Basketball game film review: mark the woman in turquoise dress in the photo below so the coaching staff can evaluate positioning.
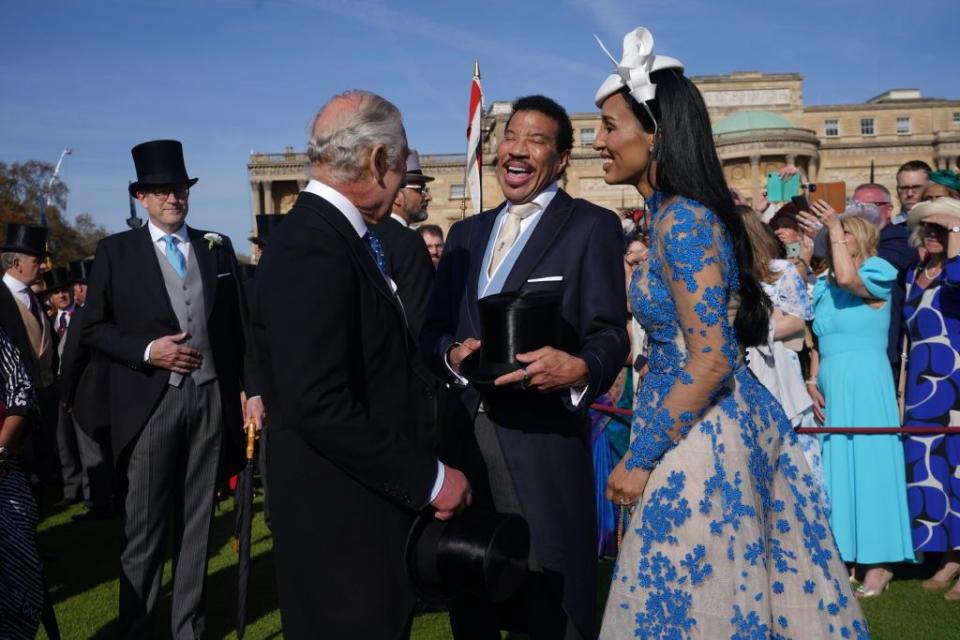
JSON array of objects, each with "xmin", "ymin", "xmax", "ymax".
[
  {"xmin": 805, "ymin": 201, "xmax": 915, "ymax": 597},
  {"xmin": 593, "ymin": 27, "xmax": 866, "ymax": 638}
]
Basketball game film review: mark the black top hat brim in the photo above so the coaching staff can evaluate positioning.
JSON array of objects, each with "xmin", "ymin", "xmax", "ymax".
[
  {"xmin": 460, "ymin": 351, "xmax": 522, "ymax": 386},
  {"xmin": 128, "ymin": 177, "xmax": 198, "ymax": 198},
  {"xmin": 405, "ymin": 512, "xmax": 455, "ymax": 603},
  {"xmin": 247, "ymin": 236, "xmax": 266, "ymax": 247},
  {"xmin": 405, "ymin": 170, "xmax": 435, "ymax": 184}
]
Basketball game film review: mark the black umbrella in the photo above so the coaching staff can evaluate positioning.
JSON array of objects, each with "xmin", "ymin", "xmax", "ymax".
[{"xmin": 234, "ymin": 419, "xmax": 258, "ymax": 639}]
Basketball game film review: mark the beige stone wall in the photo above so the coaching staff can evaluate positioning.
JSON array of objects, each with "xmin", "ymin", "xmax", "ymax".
[{"xmin": 248, "ymin": 73, "xmax": 960, "ymax": 239}]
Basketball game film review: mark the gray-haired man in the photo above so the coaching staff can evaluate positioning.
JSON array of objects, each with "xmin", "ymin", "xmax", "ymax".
[{"xmin": 251, "ymin": 90, "xmax": 471, "ymax": 639}]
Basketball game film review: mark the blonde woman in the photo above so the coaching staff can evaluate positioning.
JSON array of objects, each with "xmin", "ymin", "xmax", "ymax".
[{"xmin": 803, "ymin": 201, "xmax": 915, "ymax": 598}]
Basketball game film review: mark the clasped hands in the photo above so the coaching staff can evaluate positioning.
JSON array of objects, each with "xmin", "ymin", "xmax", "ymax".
[
  {"xmin": 148, "ymin": 332, "xmax": 202, "ymax": 374},
  {"xmin": 449, "ymin": 338, "xmax": 589, "ymax": 390}
]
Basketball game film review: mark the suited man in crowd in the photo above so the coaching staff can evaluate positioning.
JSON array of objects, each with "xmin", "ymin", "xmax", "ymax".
[
  {"xmin": 57, "ymin": 260, "xmax": 114, "ymax": 520},
  {"xmin": 251, "ymin": 89, "xmax": 471, "ymax": 640},
  {"xmin": 372, "ymin": 149, "xmax": 436, "ymax": 337},
  {"xmin": 0, "ymin": 224, "xmax": 58, "ymax": 492},
  {"xmin": 69, "ymin": 257, "xmax": 93, "ymax": 306},
  {"xmin": 418, "ymin": 224, "xmax": 445, "ymax": 269},
  {"xmin": 82, "ymin": 139, "xmax": 252, "ymax": 638},
  {"xmin": 422, "ymin": 95, "xmax": 629, "ymax": 640}
]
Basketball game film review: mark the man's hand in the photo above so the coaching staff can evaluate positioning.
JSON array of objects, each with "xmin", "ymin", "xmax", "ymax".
[
  {"xmin": 431, "ymin": 464, "xmax": 472, "ymax": 520},
  {"xmin": 245, "ymin": 395, "xmax": 266, "ymax": 432},
  {"xmin": 448, "ymin": 338, "xmax": 481, "ymax": 374},
  {"xmin": 493, "ymin": 346, "xmax": 588, "ymax": 391},
  {"xmin": 148, "ymin": 332, "xmax": 202, "ymax": 374}
]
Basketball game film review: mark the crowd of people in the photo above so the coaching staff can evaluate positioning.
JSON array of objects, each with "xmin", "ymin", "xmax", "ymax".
[{"xmin": 0, "ymin": 23, "xmax": 957, "ymax": 640}]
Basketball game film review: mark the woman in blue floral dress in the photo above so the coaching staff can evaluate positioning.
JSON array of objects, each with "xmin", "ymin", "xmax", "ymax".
[
  {"xmin": 592, "ymin": 27, "xmax": 867, "ymax": 638},
  {"xmin": 902, "ymin": 196, "xmax": 960, "ymax": 600}
]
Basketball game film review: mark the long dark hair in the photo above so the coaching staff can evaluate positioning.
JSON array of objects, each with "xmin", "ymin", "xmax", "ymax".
[{"xmin": 621, "ymin": 73, "xmax": 770, "ymax": 347}]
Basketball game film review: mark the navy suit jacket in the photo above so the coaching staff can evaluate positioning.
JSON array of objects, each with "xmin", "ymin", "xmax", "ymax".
[
  {"xmin": 878, "ymin": 222, "xmax": 917, "ymax": 367},
  {"xmin": 421, "ymin": 188, "xmax": 628, "ymax": 638}
]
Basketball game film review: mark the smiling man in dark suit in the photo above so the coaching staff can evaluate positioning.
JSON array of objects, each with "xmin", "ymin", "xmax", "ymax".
[
  {"xmin": 82, "ymin": 139, "xmax": 252, "ymax": 639},
  {"xmin": 251, "ymin": 90, "xmax": 471, "ymax": 640},
  {"xmin": 422, "ymin": 95, "xmax": 629, "ymax": 640}
]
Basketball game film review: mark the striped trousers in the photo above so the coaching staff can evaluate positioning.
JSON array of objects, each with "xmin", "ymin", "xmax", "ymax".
[
  {"xmin": 0, "ymin": 458, "xmax": 43, "ymax": 640},
  {"xmin": 118, "ymin": 377, "xmax": 222, "ymax": 640}
]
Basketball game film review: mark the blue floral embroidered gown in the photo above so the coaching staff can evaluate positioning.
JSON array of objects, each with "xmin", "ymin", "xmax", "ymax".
[{"xmin": 600, "ymin": 193, "xmax": 868, "ymax": 639}]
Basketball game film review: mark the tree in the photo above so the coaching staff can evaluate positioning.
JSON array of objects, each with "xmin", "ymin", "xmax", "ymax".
[{"xmin": 0, "ymin": 160, "xmax": 108, "ymax": 264}]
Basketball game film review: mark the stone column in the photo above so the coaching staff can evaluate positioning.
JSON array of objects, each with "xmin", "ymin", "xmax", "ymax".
[
  {"xmin": 786, "ymin": 153, "xmax": 796, "ymax": 168},
  {"xmin": 263, "ymin": 180, "xmax": 273, "ymax": 214},
  {"xmin": 808, "ymin": 156, "xmax": 819, "ymax": 182},
  {"xmin": 250, "ymin": 182, "xmax": 261, "ymax": 217},
  {"xmin": 749, "ymin": 154, "xmax": 761, "ymax": 204},
  {"xmin": 297, "ymin": 179, "xmax": 307, "ymax": 191}
]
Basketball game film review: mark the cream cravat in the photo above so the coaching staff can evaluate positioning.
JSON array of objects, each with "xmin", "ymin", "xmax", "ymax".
[{"xmin": 488, "ymin": 202, "xmax": 540, "ymax": 276}]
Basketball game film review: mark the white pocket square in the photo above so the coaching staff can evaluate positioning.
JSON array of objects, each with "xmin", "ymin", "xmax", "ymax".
[
  {"xmin": 527, "ymin": 276, "xmax": 563, "ymax": 283},
  {"xmin": 217, "ymin": 272, "xmax": 232, "ymax": 279}
]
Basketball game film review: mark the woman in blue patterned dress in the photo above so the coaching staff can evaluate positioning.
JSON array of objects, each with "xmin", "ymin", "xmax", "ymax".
[
  {"xmin": 593, "ymin": 27, "xmax": 866, "ymax": 638},
  {"xmin": 902, "ymin": 196, "xmax": 960, "ymax": 601},
  {"xmin": 0, "ymin": 325, "xmax": 41, "ymax": 639}
]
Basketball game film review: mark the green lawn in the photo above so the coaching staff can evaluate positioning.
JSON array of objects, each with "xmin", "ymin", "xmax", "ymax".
[{"xmin": 35, "ymin": 496, "xmax": 959, "ymax": 639}]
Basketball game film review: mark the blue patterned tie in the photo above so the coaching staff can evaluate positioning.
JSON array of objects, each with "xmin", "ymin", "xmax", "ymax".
[
  {"xmin": 363, "ymin": 231, "xmax": 390, "ymax": 279},
  {"xmin": 162, "ymin": 235, "xmax": 187, "ymax": 278}
]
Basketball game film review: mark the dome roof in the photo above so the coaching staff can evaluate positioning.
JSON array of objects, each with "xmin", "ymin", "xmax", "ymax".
[{"xmin": 713, "ymin": 110, "xmax": 797, "ymax": 135}]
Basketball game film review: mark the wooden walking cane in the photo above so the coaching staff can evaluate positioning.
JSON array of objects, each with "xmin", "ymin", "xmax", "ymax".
[{"xmin": 897, "ymin": 334, "xmax": 908, "ymax": 424}]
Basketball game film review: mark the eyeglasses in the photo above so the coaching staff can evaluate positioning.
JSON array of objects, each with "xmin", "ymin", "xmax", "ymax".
[
  {"xmin": 405, "ymin": 185, "xmax": 430, "ymax": 195},
  {"xmin": 896, "ymin": 184, "xmax": 926, "ymax": 193},
  {"xmin": 859, "ymin": 200, "xmax": 891, "ymax": 207},
  {"xmin": 147, "ymin": 186, "xmax": 190, "ymax": 199}
]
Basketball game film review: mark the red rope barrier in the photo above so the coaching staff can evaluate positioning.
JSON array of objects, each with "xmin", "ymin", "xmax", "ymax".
[{"xmin": 589, "ymin": 403, "xmax": 958, "ymax": 434}]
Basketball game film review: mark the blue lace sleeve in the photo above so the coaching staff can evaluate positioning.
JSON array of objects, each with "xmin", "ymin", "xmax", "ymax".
[
  {"xmin": 774, "ymin": 261, "xmax": 813, "ymax": 320},
  {"xmin": 628, "ymin": 200, "xmax": 738, "ymax": 470}
]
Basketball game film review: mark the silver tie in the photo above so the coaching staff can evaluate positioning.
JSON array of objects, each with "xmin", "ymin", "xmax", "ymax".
[{"xmin": 488, "ymin": 201, "xmax": 540, "ymax": 276}]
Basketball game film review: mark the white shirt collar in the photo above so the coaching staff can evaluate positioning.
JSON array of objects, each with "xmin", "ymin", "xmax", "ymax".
[
  {"xmin": 3, "ymin": 271, "xmax": 32, "ymax": 294},
  {"xmin": 389, "ymin": 212, "xmax": 409, "ymax": 227},
  {"xmin": 504, "ymin": 181, "xmax": 559, "ymax": 213},
  {"xmin": 304, "ymin": 179, "xmax": 367, "ymax": 238},
  {"xmin": 148, "ymin": 220, "xmax": 189, "ymax": 245}
]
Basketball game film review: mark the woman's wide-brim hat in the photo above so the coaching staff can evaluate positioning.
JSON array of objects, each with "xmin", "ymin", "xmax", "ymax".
[
  {"xmin": 405, "ymin": 509, "xmax": 530, "ymax": 603},
  {"xmin": 906, "ymin": 197, "xmax": 960, "ymax": 229},
  {"xmin": 67, "ymin": 257, "xmax": 94, "ymax": 284},
  {"xmin": 248, "ymin": 214, "xmax": 285, "ymax": 246},
  {"xmin": 1, "ymin": 223, "xmax": 49, "ymax": 256},
  {"xmin": 461, "ymin": 290, "xmax": 562, "ymax": 386},
  {"xmin": 128, "ymin": 139, "xmax": 198, "ymax": 197},
  {"xmin": 43, "ymin": 266, "xmax": 71, "ymax": 292}
]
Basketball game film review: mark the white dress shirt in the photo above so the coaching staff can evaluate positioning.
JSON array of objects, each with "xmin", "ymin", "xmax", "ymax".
[
  {"xmin": 2, "ymin": 272, "xmax": 35, "ymax": 309},
  {"xmin": 303, "ymin": 179, "xmax": 444, "ymax": 502}
]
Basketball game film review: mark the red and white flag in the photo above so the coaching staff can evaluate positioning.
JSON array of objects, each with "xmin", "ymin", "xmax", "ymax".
[{"xmin": 465, "ymin": 60, "xmax": 484, "ymax": 216}]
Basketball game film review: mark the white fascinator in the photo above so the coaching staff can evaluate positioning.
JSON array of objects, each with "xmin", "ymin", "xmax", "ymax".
[{"xmin": 593, "ymin": 27, "xmax": 684, "ymax": 133}]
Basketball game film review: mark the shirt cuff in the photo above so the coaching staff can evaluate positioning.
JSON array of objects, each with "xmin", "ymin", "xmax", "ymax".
[
  {"xmin": 569, "ymin": 384, "xmax": 588, "ymax": 408},
  {"xmin": 444, "ymin": 346, "xmax": 468, "ymax": 387},
  {"xmin": 428, "ymin": 460, "xmax": 445, "ymax": 503},
  {"xmin": 143, "ymin": 340, "xmax": 154, "ymax": 363}
]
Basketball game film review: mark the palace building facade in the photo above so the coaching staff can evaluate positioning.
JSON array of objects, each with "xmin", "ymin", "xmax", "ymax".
[{"xmin": 247, "ymin": 71, "xmax": 960, "ymax": 247}]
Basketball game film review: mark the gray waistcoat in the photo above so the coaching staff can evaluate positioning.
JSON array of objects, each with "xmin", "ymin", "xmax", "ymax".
[{"xmin": 156, "ymin": 247, "xmax": 217, "ymax": 387}]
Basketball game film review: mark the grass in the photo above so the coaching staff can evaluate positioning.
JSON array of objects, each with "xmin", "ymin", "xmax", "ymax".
[{"xmin": 35, "ymin": 495, "xmax": 959, "ymax": 639}]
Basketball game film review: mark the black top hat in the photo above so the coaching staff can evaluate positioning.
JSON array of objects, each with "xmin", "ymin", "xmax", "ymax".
[
  {"xmin": 1, "ymin": 223, "xmax": 49, "ymax": 257},
  {"xmin": 461, "ymin": 290, "xmax": 562, "ymax": 385},
  {"xmin": 128, "ymin": 139, "xmax": 198, "ymax": 197},
  {"xmin": 248, "ymin": 214, "xmax": 285, "ymax": 247},
  {"xmin": 44, "ymin": 266, "xmax": 72, "ymax": 292},
  {"xmin": 405, "ymin": 509, "xmax": 530, "ymax": 604},
  {"xmin": 67, "ymin": 258, "xmax": 94, "ymax": 284}
]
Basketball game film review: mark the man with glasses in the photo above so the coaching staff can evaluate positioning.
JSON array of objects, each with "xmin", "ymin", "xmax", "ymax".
[
  {"xmin": 852, "ymin": 182, "xmax": 918, "ymax": 384},
  {"xmin": 893, "ymin": 160, "xmax": 932, "ymax": 225},
  {"xmin": 372, "ymin": 149, "xmax": 436, "ymax": 338},
  {"xmin": 82, "ymin": 139, "xmax": 254, "ymax": 638}
]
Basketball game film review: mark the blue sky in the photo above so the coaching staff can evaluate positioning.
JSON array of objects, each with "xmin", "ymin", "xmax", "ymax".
[{"xmin": 2, "ymin": 0, "xmax": 957, "ymax": 247}]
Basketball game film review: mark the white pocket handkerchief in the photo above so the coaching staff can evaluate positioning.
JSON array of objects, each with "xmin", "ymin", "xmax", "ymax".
[
  {"xmin": 527, "ymin": 275, "xmax": 563, "ymax": 283},
  {"xmin": 217, "ymin": 272, "xmax": 232, "ymax": 279}
]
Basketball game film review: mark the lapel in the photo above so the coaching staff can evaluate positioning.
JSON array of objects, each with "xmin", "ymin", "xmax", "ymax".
[
  {"xmin": 466, "ymin": 208, "xmax": 500, "ymax": 333},
  {"xmin": 136, "ymin": 225, "xmax": 179, "ymax": 324},
  {"xmin": 188, "ymin": 227, "xmax": 218, "ymax": 316},
  {"xmin": 501, "ymin": 189, "xmax": 575, "ymax": 292},
  {"xmin": 300, "ymin": 192, "xmax": 405, "ymax": 321}
]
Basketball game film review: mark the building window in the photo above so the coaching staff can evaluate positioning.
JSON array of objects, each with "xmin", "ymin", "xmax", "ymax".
[
  {"xmin": 449, "ymin": 184, "xmax": 465, "ymax": 199},
  {"xmin": 860, "ymin": 118, "xmax": 875, "ymax": 136},
  {"xmin": 953, "ymin": 112, "xmax": 960, "ymax": 124},
  {"xmin": 896, "ymin": 116, "xmax": 911, "ymax": 135},
  {"xmin": 580, "ymin": 128, "xmax": 596, "ymax": 147},
  {"xmin": 824, "ymin": 119, "xmax": 839, "ymax": 137}
]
